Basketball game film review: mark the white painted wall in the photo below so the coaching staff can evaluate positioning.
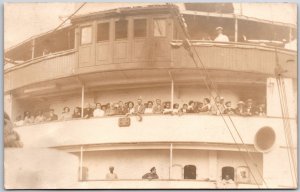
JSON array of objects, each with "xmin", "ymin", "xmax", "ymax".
[
  {"xmin": 75, "ymin": 148, "xmax": 263, "ymax": 185},
  {"xmin": 172, "ymin": 149, "xmax": 209, "ymax": 180},
  {"xmin": 217, "ymin": 151, "xmax": 263, "ymax": 184},
  {"xmin": 80, "ymin": 149, "xmax": 170, "ymax": 180}
]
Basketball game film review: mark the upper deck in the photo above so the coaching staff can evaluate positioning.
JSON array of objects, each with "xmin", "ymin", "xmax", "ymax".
[{"xmin": 4, "ymin": 5, "xmax": 297, "ymax": 93}]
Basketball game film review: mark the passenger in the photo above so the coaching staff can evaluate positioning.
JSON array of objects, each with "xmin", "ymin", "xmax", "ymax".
[
  {"xmin": 223, "ymin": 101, "xmax": 235, "ymax": 115},
  {"xmin": 142, "ymin": 167, "xmax": 159, "ymax": 180},
  {"xmin": 172, "ymin": 103, "xmax": 180, "ymax": 115},
  {"xmin": 200, "ymin": 98, "xmax": 211, "ymax": 112},
  {"xmin": 72, "ymin": 107, "xmax": 81, "ymax": 118},
  {"xmin": 180, "ymin": 103, "xmax": 188, "ymax": 114},
  {"xmin": 126, "ymin": 101, "xmax": 135, "ymax": 115},
  {"xmin": 255, "ymin": 104, "xmax": 266, "ymax": 116},
  {"xmin": 235, "ymin": 101, "xmax": 245, "ymax": 116},
  {"xmin": 194, "ymin": 102, "xmax": 203, "ymax": 113},
  {"xmin": 83, "ymin": 103, "xmax": 94, "ymax": 119},
  {"xmin": 134, "ymin": 99, "xmax": 145, "ymax": 114},
  {"xmin": 219, "ymin": 97, "xmax": 226, "ymax": 114},
  {"xmin": 105, "ymin": 166, "xmax": 118, "ymax": 180},
  {"xmin": 60, "ymin": 107, "xmax": 72, "ymax": 120},
  {"xmin": 144, "ymin": 101, "xmax": 154, "ymax": 114},
  {"xmin": 34, "ymin": 110, "xmax": 45, "ymax": 123},
  {"xmin": 244, "ymin": 99, "xmax": 255, "ymax": 116},
  {"xmin": 211, "ymin": 96, "xmax": 221, "ymax": 115},
  {"xmin": 14, "ymin": 115, "xmax": 24, "ymax": 126},
  {"xmin": 153, "ymin": 99, "xmax": 163, "ymax": 114},
  {"xmin": 103, "ymin": 103, "xmax": 111, "ymax": 115},
  {"xmin": 163, "ymin": 102, "xmax": 172, "ymax": 114},
  {"xmin": 214, "ymin": 27, "xmax": 229, "ymax": 42},
  {"xmin": 28, "ymin": 114, "xmax": 35, "ymax": 124},
  {"xmin": 110, "ymin": 103, "xmax": 121, "ymax": 116},
  {"xmin": 222, "ymin": 174, "xmax": 234, "ymax": 184},
  {"xmin": 23, "ymin": 111, "xmax": 31, "ymax": 124},
  {"xmin": 47, "ymin": 109, "xmax": 58, "ymax": 121},
  {"xmin": 187, "ymin": 101, "xmax": 195, "ymax": 113},
  {"xmin": 93, "ymin": 103, "xmax": 105, "ymax": 117},
  {"xmin": 117, "ymin": 101, "xmax": 127, "ymax": 115}
]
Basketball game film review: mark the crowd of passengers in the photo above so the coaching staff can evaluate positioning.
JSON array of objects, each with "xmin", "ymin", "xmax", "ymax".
[{"xmin": 14, "ymin": 97, "xmax": 266, "ymax": 126}]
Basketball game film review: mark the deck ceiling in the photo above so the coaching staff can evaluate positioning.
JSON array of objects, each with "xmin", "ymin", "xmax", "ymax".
[{"xmin": 12, "ymin": 68, "xmax": 267, "ymax": 101}]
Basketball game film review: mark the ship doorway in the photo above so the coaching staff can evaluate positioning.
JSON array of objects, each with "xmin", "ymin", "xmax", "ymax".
[
  {"xmin": 184, "ymin": 165, "xmax": 196, "ymax": 179},
  {"xmin": 222, "ymin": 166, "xmax": 234, "ymax": 181}
]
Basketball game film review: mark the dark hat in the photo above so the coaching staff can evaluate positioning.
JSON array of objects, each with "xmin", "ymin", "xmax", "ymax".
[
  {"xmin": 225, "ymin": 101, "xmax": 231, "ymax": 104},
  {"xmin": 150, "ymin": 167, "xmax": 156, "ymax": 172},
  {"xmin": 216, "ymin": 26, "xmax": 223, "ymax": 31}
]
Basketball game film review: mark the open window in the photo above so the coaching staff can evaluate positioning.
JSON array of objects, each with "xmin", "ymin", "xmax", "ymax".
[
  {"xmin": 222, "ymin": 166, "xmax": 234, "ymax": 181},
  {"xmin": 97, "ymin": 22, "xmax": 110, "ymax": 42},
  {"xmin": 81, "ymin": 26, "xmax": 92, "ymax": 45},
  {"xmin": 184, "ymin": 165, "xmax": 196, "ymax": 179},
  {"xmin": 134, "ymin": 19, "xmax": 147, "ymax": 38},
  {"xmin": 115, "ymin": 20, "xmax": 128, "ymax": 40},
  {"xmin": 153, "ymin": 19, "xmax": 167, "ymax": 37}
]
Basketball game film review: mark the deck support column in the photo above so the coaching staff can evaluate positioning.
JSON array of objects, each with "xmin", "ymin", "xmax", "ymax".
[
  {"xmin": 169, "ymin": 143, "xmax": 173, "ymax": 179},
  {"xmin": 79, "ymin": 146, "xmax": 83, "ymax": 181},
  {"xmin": 31, "ymin": 39, "xmax": 35, "ymax": 59},
  {"xmin": 234, "ymin": 16, "xmax": 238, "ymax": 42},
  {"xmin": 289, "ymin": 27, "xmax": 292, "ymax": 42},
  {"xmin": 81, "ymin": 84, "xmax": 85, "ymax": 118},
  {"xmin": 169, "ymin": 71, "xmax": 174, "ymax": 109}
]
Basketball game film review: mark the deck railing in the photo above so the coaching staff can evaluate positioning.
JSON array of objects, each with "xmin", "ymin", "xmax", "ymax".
[
  {"xmin": 4, "ymin": 41, "xmax": 296, "ymax": 92},
  {"xmin": 14, "ymin": 114, "xmax": 296, "ymax": 149}
]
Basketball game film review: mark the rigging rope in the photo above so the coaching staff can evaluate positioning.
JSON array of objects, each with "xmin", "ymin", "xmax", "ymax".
[
  {"xmin": 167, "ymin": 3, "xmax": 269, "ymax": 188},
  {"xmin": 274, "ymin": 50, "xmax": 297, "ymax": 186}
]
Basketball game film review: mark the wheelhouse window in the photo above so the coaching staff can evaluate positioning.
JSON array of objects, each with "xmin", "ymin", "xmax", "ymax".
[
  {"xmin": 153, "ymin": 19, "xmax": 166, "ymax": 37},
  {"xmin": 134, "ymin": 19, "xmax": 147, "ymax": 38},
  {"xmin": 115, "ymin": 20, "xmax": 128, "ymax": 40},
  {"xmin": 81, "ymin": 26, "xmax": 92, "ymax": 45},
  {"xmin": 97, "ymin": 22, "xmax": 110, "ymax": 42}
]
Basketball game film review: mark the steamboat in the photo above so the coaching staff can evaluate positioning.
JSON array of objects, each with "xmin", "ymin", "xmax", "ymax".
[{"xmin": 4, "ymin": 3, "xmax": 297, "ymax": 189}]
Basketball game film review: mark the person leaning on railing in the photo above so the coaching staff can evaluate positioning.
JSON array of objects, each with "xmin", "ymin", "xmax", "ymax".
[
  {"xmin": 59, "ymin": 107, "xmax": 72, "ymax": 120},
  {"xmin": 47, "ymin": 109, "xmax": 58, "ymax": 121},
  {"xmin": 142, "ymin": 167, "xmax": 159, "ymax": 180}
]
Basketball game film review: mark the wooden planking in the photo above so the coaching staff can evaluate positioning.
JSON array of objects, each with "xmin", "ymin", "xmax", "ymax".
[
  {"xmin": 113, "ymin": 41, "xmax": 130, "ymax": 63},
  {"xmin": 133, "ymin": 39, "xmax": 149, "ymax": 61},
  {"xmin": 6, "ymin": 53, "xmax": 76, "ymax": 92},
  {"xmin": 96, "ymin": 42, "xmax": 110, "ymax": 65},
  {"xmin": 79, "ymin": 46, "xmax": 93, "ymax": 67},
  {"xmin": 173, "ymin": 45, "xmax": 296, "ymax": 76}
]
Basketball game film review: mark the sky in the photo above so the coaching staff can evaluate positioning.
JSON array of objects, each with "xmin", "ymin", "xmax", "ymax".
[{"xmin": 4, "ymin": 3, "xmax": 297, "ymax": 49}]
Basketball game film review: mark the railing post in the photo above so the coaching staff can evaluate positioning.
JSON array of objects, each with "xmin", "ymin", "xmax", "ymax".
[
  {"xmin": 79, "ymin": 146, "xmax": 83, "ymax": 181},
  {"xmin": 81, "ymin": 84, "xmax": 85, "ymax": 118},
  {"xmin": 169, "ymin": 143, "xmax": 173, "ymax": 179}
]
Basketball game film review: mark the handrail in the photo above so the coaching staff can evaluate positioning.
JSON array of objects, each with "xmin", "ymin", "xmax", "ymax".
[
  {"xmin": 4, "ymin": 49, "xmax": 77, "ymax": 73},
  {"xmin": 14, "ymin": 113, "xmax": 297, "ymax": 128},
  {"xmin": 171, "ymin": 40, "xmax": 297, "ymax": 55}
]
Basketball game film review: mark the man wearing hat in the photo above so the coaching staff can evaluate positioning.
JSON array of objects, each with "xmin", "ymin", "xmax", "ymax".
[
  {"xmin": 235, "ymin": 101, "xmax": 245, "ymax": 116},
  {"xmin": 224, "ymin": 101, "xmax": 235, "ymax": 115},
  {"xmin": 142, "ymin": 167, "xmax": 159, "ymax": 180},
  {"xmin": 214, "ymin": 26, "xmax": 229, "ymax": 42},
  {"xmin": 105, "ymin": 166, "xmax": 118, "ymax": 180},
  {"xmin": 244, "ymin": 99, "xmax": 255, "ymax": 116}
]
